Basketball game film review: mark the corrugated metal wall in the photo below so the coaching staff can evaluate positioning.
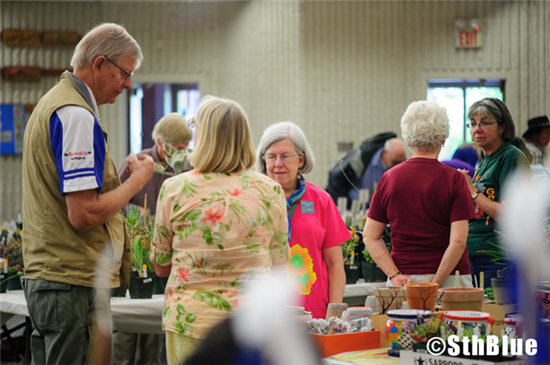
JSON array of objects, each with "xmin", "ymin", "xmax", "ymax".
[{"xmin": 1, "ymin": 0, "xmax": 549, "ymax": 222}]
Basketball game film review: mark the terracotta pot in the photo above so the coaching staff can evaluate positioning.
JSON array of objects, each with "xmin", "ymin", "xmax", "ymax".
[
  {"xmin": 438, "ymin": 287, "xmax": 484, "ymax": 311},
  {"xmin": 325, "ymin": 302, "xmax": 348, "ymax": 320},
  {"xmin": 405, "ymin": 282, "xmax": 439, "ymax": 311},
  {"xmin": 373, "ymin": 286, "xmax": 406, "ymax": 314}
]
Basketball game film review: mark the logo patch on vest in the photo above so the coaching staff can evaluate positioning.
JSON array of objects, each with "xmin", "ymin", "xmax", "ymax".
[{"xmin": 64, "ymin": 150, "xmax": 92, "ymax": 161}]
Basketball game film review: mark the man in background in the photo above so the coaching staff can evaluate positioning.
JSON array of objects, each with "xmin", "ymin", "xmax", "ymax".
[
  {"xmin": 522, "ymin": 115, "xmax": 550, "ymax": 165},
  {"xmin": 22, "ymin": 23, "xmax": 154, "ymax": 364},
  {"xmin": 113, "ymin": 112, "xmax": 192, "ymax": 365},
  {"xmin": 326, "ymin": 132, "xmax": 406, "ymax": 205}
]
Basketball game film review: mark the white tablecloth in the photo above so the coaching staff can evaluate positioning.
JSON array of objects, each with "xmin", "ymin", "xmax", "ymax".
[
  {"xmin": 343, "ymin": 280, "xmax": 386, "ymax": 298},
  {"xmin": 0, "ymin": 290, "xmax": 164, "ymax": 334},
  {"xmin": 0, "ymin": 280, "xmax": 384, "ymax": 334}
]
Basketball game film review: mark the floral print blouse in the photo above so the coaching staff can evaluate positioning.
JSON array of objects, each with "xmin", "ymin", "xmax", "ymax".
[{"xmin": 151, "ymin": 169, "xmax": 289, "ymax": 339}]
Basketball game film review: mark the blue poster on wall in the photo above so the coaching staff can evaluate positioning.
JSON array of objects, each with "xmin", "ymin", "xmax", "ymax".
[{"xmin": 0, "ymin": 104, "xmax": 26, "ymax": 154}]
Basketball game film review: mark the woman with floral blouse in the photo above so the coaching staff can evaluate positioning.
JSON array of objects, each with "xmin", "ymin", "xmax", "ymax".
[{"xmin": 151, "ymin": 95, "xmax": 289, "ymax": 365}]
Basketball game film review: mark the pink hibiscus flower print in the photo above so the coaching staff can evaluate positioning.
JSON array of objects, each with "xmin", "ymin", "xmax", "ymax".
[
  {"xmin": 226, "ymin": 187, "xmax": 242, "ymax": 196},
  {"xmin": 201, "ymin": 206, "xmax": 225, "ymax": 226},
  {"xmin": 176, "ymin": 266, "xmax": 191, "ymax": 283}
]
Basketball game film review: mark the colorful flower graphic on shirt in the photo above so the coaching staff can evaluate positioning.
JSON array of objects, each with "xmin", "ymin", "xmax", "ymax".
[{"xmin": 285, "ymin": 244, "xmax": 316, "ymax": 295}]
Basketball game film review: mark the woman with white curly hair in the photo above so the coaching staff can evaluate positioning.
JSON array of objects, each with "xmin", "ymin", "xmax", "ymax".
[{"xmin": 363, "ymin": 100, "xmax": 476, "ymax": 288}]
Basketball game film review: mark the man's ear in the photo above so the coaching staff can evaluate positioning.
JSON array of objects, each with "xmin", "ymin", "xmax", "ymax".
[{"xmin": 93, "ymin": 56, "xmax": 105, "ymax": 72}]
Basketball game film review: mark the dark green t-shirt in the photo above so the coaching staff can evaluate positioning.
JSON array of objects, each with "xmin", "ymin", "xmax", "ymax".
[{"xmin": 467, "ymin": 143, "xmax": 529, "ymax": 257}]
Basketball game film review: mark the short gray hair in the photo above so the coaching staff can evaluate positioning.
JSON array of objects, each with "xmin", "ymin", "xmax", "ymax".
[
  {"xmin": 401, "ymin": 100, "xmax": 449, "ymax": 152},
  {"xmin": 152, "ymin": 113, "xmax": 192, "ymax": 145},
  {"xmin": 256, "ymin": 121, "xmax": 315, "ymax": 175},
  {"xmin": 70, "ymin": 23, "xmax": 143, "ymax": 70}
]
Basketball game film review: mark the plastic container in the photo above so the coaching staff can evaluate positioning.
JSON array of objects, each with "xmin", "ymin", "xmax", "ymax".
[{"xmin": 311, "ymin": 330, "xmax": 380, "ymax": 358}]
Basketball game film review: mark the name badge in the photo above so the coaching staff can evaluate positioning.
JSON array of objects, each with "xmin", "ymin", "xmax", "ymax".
[{"xmin": 301, "ymin": 200, "xmax": 315, "ymax": 214}]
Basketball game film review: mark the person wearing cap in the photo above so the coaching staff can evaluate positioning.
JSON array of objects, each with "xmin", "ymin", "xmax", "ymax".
[{"xmin": 522, "ymin": 115, "xmax": 550, "ymax": 165}]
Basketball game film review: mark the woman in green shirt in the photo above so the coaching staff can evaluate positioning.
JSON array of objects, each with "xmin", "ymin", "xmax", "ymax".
[{"xmin": 460, "ymin": 98, "xmax": 530, "ymax": 289}]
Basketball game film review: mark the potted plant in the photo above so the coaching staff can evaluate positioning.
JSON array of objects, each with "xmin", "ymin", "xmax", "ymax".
[
  {"xmin": 409, "ymin": 317, "xmax": 442, "ymax": 351},
  {"xmin": 361, "ymin": 246, "xmax": 387, "ymax": 283},
  {"xmin": 124, "ymin": 205, "xmax": 155, "ymax": 299},
  {"xmin": 477, "ymin": 235, "xmax": 512, "ymax": 303},
  {"xmin": 342, "ymin": 227, "xmax": 360, "ymax": 284},
  {"xmin": 0, "ymin": 219, "xmax": 24, "ymax": 292}
]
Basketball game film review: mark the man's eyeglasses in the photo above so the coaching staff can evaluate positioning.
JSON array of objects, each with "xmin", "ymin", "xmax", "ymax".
[
  {"xmin": 263, "ymin": 153, "xmax": 301, "ymax": 165},
  {"xmin": 104, "ymin": 55, "xmax": 134, "ymax": 80},
  {"xmin": 466, "ymin": 121, "xmax": 497, "ymax": 129}
]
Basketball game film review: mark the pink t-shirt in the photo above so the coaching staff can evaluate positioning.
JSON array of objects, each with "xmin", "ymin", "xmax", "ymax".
[
  {"xmin": 286, "ymin": 182, "xmax": 351, "ymax": 319},
  {"xmin": 367, "ymin": 158, "xmax": 475, "ymax": 275}
]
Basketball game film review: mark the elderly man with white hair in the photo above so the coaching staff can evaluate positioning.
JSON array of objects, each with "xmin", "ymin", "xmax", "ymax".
[{"xmin": 22, "ymin": 23, "xmax": 154, "ymax": 364}]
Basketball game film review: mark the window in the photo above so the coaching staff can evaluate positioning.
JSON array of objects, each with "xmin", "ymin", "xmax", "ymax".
[
  {"xmin": 427, "ymin": 79, "xmax": 504, "ymax": 160},
  {"xmin": 128, "ymin": 83, "xmax": 200, "ymax": 154}
]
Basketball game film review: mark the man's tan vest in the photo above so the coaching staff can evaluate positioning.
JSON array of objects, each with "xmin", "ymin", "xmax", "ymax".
[{"xmin": 22, "ymin": 72, "xmax": 131, "ymax": 288}]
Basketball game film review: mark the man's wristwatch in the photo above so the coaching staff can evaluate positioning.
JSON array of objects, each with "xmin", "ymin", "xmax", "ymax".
[{"xmin": 471, "ymin": 190, "xmax": 480, "ymax": 200}]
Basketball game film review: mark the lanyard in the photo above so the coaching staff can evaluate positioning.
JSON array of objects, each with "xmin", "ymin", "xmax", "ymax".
[{"xmin": 286, "ymin": 174, "xmax": 306, "ymax": 242}]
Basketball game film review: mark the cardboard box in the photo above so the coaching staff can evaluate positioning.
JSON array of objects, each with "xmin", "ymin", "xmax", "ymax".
[
  {"xmin": 371, "ymin": 314, "xmax": 389, "ymax": 347},
  {"xmin": 311, "ymin": 330, "xmax": 380, "ymax": 358},
  {"xmin": 400, "ymin": 350, "xmax": 527, "ymax": 365}
]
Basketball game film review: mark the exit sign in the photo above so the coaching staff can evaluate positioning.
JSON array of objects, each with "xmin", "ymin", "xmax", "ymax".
[{"xmin": 457, "ymin": 30, "xmax": 482, "ymax": 48}]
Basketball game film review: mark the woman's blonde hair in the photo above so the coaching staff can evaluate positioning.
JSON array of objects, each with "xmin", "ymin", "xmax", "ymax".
[
  {"xmin": 189, "ymin": 95, "xmax": 255, "ymax": 173},
  {"xmin": 152, "ymin": 113, "xmax": 192, "ymax": 145}
]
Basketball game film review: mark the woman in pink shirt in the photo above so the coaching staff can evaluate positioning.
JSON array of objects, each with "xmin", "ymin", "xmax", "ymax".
[{"xmin": 256, "ymin": 121, "xmax": 351, "ymax": 319}]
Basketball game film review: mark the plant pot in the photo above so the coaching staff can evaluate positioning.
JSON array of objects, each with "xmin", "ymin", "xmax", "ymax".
[
  {"xmin": 441, "ymin": 310, "xmax": 494, "ymax": 340},
  {"xmin": 373, "ymin": 286, "xmax": 406, "ymax": 314},
  {"xmin": 405, "ymin": 282, "xmax": 439, "ymax": 311},
  {"xmin": 129, "ymin": 271, "xmax": 154, "ymax": 299},
  {"xmin": 385, "ymin": 309, "xmax": 433, "ymax": 350},
  {"xmin": 536, "ymin": 281, "xmax": 550, "ymax": 319},
  {"xmin": 373, "ymin": 266, "xmax": 387, "ymax": 282},
  {"xmin": 344, "ymin": 264, "xmax": 360, "ymax": 284},
  {"xmin": 325, "ymin": 302, "xmax": 348, "ymax": 320},
  {"xmin": 111, "ymin": 287, "xmax": 127, "ymax": 297},
  {"xmin": 6, "ymin": 271, "xmax": 22, "ymax": 291},
  {"xmin": 491, "ymin": 277, "xmax": 511, "ymax": 305},
  {"xmin": 153, "ymin": 273, "xmax": 168, "ymax": 295},
  {"xmin": 361, "ymin": 261, "xmax": 386, "ymax": 282},
  {"xmin": 0, "ymin": 273, "xmax": 8, "ymax": 293},
  {"xmin": 438, "ymin": 287, "xmax": 484, "ymax": 311}
]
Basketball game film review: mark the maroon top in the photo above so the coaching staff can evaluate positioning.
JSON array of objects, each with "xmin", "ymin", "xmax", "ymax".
[
  {"xmin": 367, "ymin": 157, "xmax": 475, "ymax": 275},
  {"xmin": 118, "ymin": 146, "xmax": 173, "ymax": 215}
]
